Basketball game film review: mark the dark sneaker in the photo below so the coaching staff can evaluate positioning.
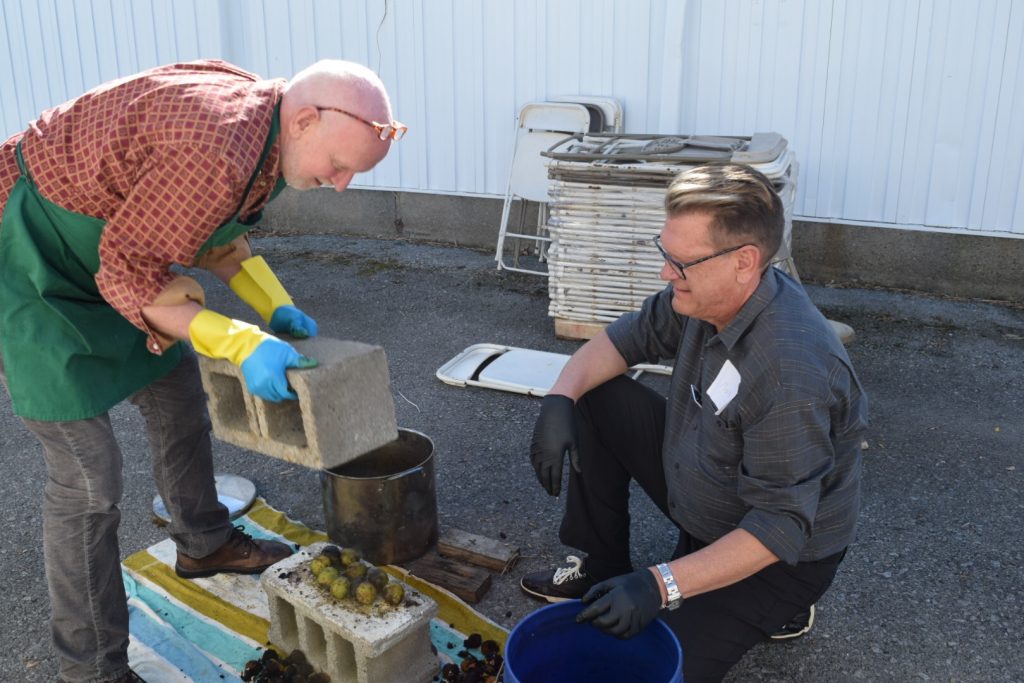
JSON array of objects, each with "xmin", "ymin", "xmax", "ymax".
[
  {"xmin": 520, "ymin": 555, "xmax": 595, "ymax": 603},
  {"xmin": 175, "ymin": 526, "xmax": 293, "ymax": 579},
  {"xmin": 770, "ymin": 603, "xmax": 816, "ymax": 641}
]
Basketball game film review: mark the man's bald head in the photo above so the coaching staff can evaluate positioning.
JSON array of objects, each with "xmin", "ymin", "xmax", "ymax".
[
  {"xmin": 277, "ymin": 60, "xmax": 396, "ymax": 192},
  {"xmin": 282, "ymin": 60, "xmax": 392, "ymax": 124}
]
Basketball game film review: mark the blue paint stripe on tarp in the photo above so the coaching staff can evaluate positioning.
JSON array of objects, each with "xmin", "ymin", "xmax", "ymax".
[
  {"xmin": 127, "ymin": 602, "xmax": 244, "ymax": 683},
  {"xmin": 431, "ymin": 618, "xmax": 493, "ymax": 667},
  {"xmin": 124, "ymin": 571, "xmax": 258, "ymax": 676}
]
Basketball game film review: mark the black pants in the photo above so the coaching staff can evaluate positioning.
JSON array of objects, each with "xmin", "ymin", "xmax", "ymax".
[{"xmin": 559, "ymin": 376, "xmax": 846, "ymax": 683}]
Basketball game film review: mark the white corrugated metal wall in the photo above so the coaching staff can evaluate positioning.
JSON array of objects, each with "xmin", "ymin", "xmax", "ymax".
[{"xmin": 2, "ymin": 0, "xmax": 1022, "ymax": 234}]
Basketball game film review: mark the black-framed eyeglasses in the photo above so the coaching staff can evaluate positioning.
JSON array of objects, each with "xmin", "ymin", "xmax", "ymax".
[
  {"xmin": 315, "ymin": 106, "xmax": 408, "ymax": 141},
  {"xmin": 652, "ymin": 235, "xmax": 751, "ymax": 280}
]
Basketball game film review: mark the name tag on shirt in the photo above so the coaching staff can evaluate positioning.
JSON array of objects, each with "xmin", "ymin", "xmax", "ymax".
[{"xmin": 707, "ymin": 360, "xmax": 741, "ymax": 415}]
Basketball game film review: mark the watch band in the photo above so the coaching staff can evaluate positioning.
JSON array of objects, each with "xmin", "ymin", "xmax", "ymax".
[{"xmin": 656, "ymin": 563, "xmax": 683, "ymax": 610}]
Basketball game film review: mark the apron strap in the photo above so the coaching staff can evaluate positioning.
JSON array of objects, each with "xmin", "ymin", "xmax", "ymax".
[
  {"xmin": 14, "ymin": 141, "xmax": 31, "ymax": 180},
  {"xmin": 238, "ymin": 101, "xmax": 282, "ymax": 208}
]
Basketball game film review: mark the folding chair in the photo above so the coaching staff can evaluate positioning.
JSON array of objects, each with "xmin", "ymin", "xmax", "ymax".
[
  {"xmin": 495, "ymin": 102, "xmax": 592, "ymax": 275},
  {"xmin": 552, "ymin": 95, "xmax": 624, "ymax": 133}
]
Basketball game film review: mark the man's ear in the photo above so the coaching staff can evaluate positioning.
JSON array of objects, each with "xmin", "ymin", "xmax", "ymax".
[
  {"xmin": 735, "ymin": 244, "xmax": 762, "ymax": 284},
  {"xmin": 289, "ymin": 106, "xmax": 320, "ymax": 137}
]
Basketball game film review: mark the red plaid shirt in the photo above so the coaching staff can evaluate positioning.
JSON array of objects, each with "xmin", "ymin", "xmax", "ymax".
[{"xmin": 0, "ymin": 60, "xmax": 285, "ymax": 351}]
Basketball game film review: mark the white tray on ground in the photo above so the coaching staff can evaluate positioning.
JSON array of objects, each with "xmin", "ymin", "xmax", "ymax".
[{"xmin": 152, "ymin": 473, "xmax": 256, "ymax": 524}]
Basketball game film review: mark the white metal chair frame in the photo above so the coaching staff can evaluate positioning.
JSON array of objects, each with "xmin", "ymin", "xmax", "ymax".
[{"xmin": 495, "ymin": 102, "xmax": 594, "ymax": 275}]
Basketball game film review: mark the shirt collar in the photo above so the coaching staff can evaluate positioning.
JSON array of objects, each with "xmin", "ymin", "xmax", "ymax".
[{"xmin": 706, "ymin": 268, "xmax": 780, "ymax": 351}]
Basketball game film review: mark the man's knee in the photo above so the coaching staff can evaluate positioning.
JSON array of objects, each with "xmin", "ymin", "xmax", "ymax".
[
  {"xmin": 42, "ymin": 457, "xmax": 123, "ymax": 513},
  {"xmin": 44, "ymin": 476, "xmax": 123, "ymax": 514},
  {"xmin": 576, "ymin": 375, "xmax": 636, "ymax": 414},
  {"xmin": 24, "ymin": 417, "xmax": 124, "ymax": 511}
]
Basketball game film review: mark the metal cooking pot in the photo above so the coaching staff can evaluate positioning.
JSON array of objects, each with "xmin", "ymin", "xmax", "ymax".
[{"xmin": 319, "ymin": 428, "xmax": 438, "ymax": 565}]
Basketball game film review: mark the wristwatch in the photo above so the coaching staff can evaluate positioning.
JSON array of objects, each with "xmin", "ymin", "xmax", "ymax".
[{"xmin": 656, "ymin": 563, "xmax": 683, "ymax": 610}]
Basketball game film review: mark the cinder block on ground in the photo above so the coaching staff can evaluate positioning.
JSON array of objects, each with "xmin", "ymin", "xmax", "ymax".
[
  {"xmin": 198, "ymin": 336, "xmax": 399, "ymax": 469},
  {"xmin": 262, "ymin": 543, "xmax": 438, "ymax": 683}
]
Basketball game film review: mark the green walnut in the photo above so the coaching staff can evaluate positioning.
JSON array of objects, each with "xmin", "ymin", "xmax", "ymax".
[
  {"xmin": 330, "ymin": 576, "xmax": 351, "ymax": 600},
  {"xmin": 309, "ymin": 556, "xmax": 330, "ymax": 576},
  {"xmin": 366, "ymin": 567, "xmax": 389, "ymax": 591},
  {"xmin": 339, "ymin": 548, "xmax": 361, "ymax": 566},
  {"xmin": 383, "ymin": 582, "xmax": 405, "ymax": 606},
  {"xmin": 354, "ymin": 580, "xmax": 378, "ymax": 605},
  {"xmin": 316, "ymin": 566, "xmax": 340, "ymax": 587},
  {"xmin": 344, "ymin": 561, "xmax": 368, "ymax": 581}
]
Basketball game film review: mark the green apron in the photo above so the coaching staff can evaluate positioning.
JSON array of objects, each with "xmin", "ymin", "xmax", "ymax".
[{"xmin": 0, "ymin": 106, "xmax": 286, "ymax": 421}]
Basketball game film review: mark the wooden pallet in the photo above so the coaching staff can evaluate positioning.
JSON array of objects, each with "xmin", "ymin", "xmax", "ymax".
[{"xmin": 554, "ymin": 318, "xmax": 608, "ymax": 341}]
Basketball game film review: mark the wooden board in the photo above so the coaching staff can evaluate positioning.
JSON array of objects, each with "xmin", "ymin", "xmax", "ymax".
[
  {"xmin": 554, "ymin": 318, "xmax": 608, "ymax": 341},
  {"xmin": 406, "ymin": 552, "xmax": 492, "ymax": 604},
  {"xmin": 437, "ymin": 527, "xmax": 520, "ymax": 574}
]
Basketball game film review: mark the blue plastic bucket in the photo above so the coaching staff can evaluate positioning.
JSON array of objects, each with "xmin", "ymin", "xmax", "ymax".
[{"xmin": 504, "ymin": 600, "xmax": 683, "ymax": 682}]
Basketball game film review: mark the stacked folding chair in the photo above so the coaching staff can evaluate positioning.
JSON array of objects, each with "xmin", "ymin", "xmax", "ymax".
[
  {"xmin": 495, "ymin": 98, "xmax": 623, "ymax": 275},
  {"xmin": 541, "ymin": 133, "xmax": 799, "ymax": 328}
]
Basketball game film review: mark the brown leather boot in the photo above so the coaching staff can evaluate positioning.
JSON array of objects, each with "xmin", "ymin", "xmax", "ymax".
[{"xmin": 175, "ymin": 526, "xmax": 293, "ymax": 579}]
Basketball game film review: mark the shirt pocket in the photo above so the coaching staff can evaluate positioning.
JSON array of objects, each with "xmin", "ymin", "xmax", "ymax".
[{"xmin": 699, "ymin": 409, "xmax": 744, "ymax": 469}]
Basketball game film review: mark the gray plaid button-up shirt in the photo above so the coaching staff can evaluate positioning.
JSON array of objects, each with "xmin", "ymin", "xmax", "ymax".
[{"xmin": 606, "ymin": 269, "xmax": 868, "ymax": 564}]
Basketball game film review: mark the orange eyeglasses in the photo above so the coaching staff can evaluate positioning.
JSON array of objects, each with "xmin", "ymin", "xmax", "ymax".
[{"xmin": 315, "ymin": 106, "xmax": 408, "ymax": 141}]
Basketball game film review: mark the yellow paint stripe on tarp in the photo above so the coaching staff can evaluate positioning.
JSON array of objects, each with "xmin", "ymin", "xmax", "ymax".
[
  {"xmin": 244, "ymin": 498, "xmax": 328, "ymax": 546},
  {"xmin": 122, "ymin": 551, "xmax": 271, "ymax": 648}
]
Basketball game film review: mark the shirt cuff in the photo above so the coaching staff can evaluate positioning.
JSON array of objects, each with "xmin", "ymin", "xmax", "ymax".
[
  {"xmin": 141, "ymin": 275, "xmax": 208, "ymax": 354},
  {"xmin": 738, "ymin": 507, "xmax": 807, "ymax": 566}
]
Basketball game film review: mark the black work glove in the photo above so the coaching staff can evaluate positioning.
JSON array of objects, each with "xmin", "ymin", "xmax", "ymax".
[
  {"xmin": 575, "ymin": 568, "xmax": 663, "ymax": 639},
  {"xmin": 529, "ymin": 394, "xmax": 580, "ymax": 497}
]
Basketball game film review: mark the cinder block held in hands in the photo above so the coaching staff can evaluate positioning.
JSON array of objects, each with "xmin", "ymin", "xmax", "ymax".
[{"xmin": 198, "ymin": 336, "xmax": 399, "ymax": 469}]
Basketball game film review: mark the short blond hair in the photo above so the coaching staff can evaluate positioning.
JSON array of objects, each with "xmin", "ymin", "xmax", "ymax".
[{"xmin": 665, "ymin": 163, "xmax": 783, "ymax": 265}]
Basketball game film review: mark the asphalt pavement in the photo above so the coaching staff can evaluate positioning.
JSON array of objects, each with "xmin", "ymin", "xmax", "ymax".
[{"xmin": 1, "ymin": 233, "xmax": 1021, "ymax": 682}]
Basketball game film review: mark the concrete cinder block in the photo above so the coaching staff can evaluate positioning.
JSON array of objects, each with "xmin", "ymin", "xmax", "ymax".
[
  {"xmin": 198, "ymin": 336, "xmax": 399, "ymax": 469},
  {"xmin": 262, "ymin": 543, "xmax": 439, "ymax": 683}
]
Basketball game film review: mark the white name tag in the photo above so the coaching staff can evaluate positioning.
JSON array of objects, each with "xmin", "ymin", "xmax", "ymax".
[{"xmin": 707, "ymin": 360, "xmax": 741, "ymax": 416}]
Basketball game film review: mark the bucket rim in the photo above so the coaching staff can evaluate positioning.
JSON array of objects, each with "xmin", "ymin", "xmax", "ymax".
[
  {"xmin": 505, "ymin": 599, "xmax": 683, "ymax": 681},
  {"xmin": 319, "ymin": 427, "xmax": 434, "ymax": 481}
]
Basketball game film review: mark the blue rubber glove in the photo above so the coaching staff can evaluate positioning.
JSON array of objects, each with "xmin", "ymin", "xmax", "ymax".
[
  {"xmin": 269, "ymin": 304, "xmax": 318, "ymax": 339},
  {"xmin": 240, "ymin": 337, "xmax": 318, "ymax": 402},
  {"xmin": 575, "ymin": 568, "xmax": 663, "ymax": 639}
]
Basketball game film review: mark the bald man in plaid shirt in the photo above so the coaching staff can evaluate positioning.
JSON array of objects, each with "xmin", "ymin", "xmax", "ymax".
[{"xmin": 0, "ymin": 59, "xmax": 405, "ymax": 683}]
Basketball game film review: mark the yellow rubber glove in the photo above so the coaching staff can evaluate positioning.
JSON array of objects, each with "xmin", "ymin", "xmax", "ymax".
[
  {"xmin": 228, "ymin": 256, "xmax": 294, "ymax": 324},
  {"xmin": 189, "ymin": 309, "xmax": 270, "ymax": 366},
  {"xmin": 189, "ymin": 310, "xmax": 317, "ymax": 402}
]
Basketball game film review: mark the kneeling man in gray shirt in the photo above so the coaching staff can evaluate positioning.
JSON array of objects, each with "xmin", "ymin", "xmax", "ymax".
[{"xmin": 521, "ymin": 162, "xmax": 868, "ymax": 683}]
